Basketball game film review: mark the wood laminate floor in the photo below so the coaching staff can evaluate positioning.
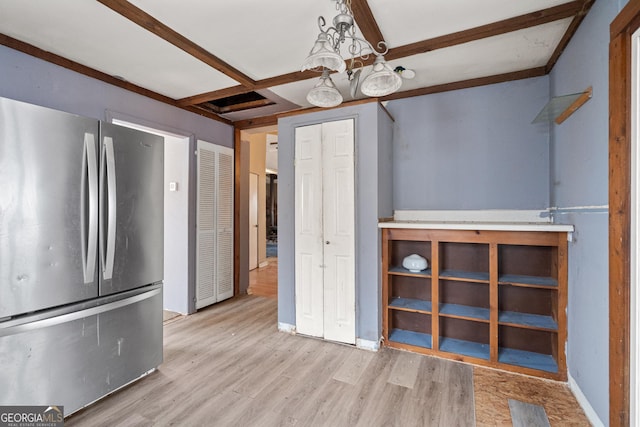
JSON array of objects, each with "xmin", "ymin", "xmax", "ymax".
[
  {"xmin": 66, "ymin": 296, "xmax": 589, "ymax": 427},
  {"xmin": 248, "ymin": 257, "xmax": 278, "ymax": 298}
]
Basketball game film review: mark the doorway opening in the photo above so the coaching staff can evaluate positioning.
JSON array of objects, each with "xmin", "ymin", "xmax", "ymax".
[
  {"xmin": 110, "ymin": 117, "xmax": 191, "ymax": 317},
  {"xmin": 242, "ymin": 128, "xmax": 278, "ymax": 299}
]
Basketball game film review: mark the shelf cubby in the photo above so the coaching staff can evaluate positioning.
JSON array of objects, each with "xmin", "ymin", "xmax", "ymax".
[
  {"xmin": 498, "ymin": 347, "xmax": 558, "ymax": 373},
  {"xmin": 440, "ymin": 242, "xmax": 489, "ymax": 282},
  {"xmin": 388, "ymin": 310, "xmax": 432, "ymax": 349},
  {"xmin": 440, "ymin": 337, "xmax": 491, "ymax": 360},
  {"xmin": 389, "ymin": 329, "xmax": 432, "ymax": 349},
  {"xmin": 498, "ymin": 284, "xmax": 557, "ymax": 331},
  {"xmin": 498, "ymin": 325, "xmax": 558, "ymax": 373},
  {"xmin": 390, "ymin": 240, "xmax": 431, "ymax": 272},
  {"xmin": 439, "ymin": 317, "xmax": 490, "ymax": 360},
  {"xmin": 389, "ymin": 275, "xmax": 431, "ymax": 303},
  {"xmin": 498, "ymin": 244, "xmax": 557, "ymax": 288},
  {"xmin": 439, "ymin": 279, "xmax": 489, "ymax": 321}
]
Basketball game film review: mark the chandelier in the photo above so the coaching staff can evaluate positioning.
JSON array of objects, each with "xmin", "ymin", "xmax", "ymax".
[{"xmin": 301, "ymin": 0, "xmax": 404, "ymax": 108}]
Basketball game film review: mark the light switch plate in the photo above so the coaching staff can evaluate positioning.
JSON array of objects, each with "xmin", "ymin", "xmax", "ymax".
[{"xmin": 169, "ymin": 182, "xmax": 178, "ymax": 192}]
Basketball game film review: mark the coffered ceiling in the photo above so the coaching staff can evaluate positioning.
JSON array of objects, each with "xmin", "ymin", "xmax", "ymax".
[{"xmin": 0, "ymin": 0, "xmax": 593, "ymax": 127}]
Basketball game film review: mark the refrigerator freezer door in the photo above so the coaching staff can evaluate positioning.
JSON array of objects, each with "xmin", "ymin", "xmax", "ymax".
[
  {"xmin": 0, "ymin": 98, "xmax": 100, "ymax": 318},
  {"xmin": 99, "ymin": 123, "xmax": 164, "ymax": 295},
  {"xmin": 0, "ymin": 285, "xmax": 162, "ymax": 415}
]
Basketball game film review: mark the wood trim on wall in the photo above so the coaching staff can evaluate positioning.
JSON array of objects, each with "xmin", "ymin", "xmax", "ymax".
[{"xmin": 609, "ymin": 2, "xmax": 640, "ymax": 425}]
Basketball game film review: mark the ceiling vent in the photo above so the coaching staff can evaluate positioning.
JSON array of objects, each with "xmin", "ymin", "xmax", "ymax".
[{"xmin": 195, "ymin": 92, "xmax": 275, "ymax": 114}]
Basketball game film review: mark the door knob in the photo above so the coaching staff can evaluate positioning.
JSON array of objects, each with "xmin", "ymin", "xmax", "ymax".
[{"xmin": 326, "ymin": 241, "xmax": 330, "ymax": 244}]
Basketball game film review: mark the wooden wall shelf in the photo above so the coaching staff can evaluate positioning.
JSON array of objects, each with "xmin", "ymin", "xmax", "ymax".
[{"xmin": 381, "ymin": 227, "xmax": 568, "ymax": 380}]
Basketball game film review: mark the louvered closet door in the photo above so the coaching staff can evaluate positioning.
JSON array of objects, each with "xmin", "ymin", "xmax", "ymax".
[
  {"xmin": 196, "ymin": 141, "xmax": 234, "ymax": 309},
  {"xmin": 215, "ymin": 147, "xmax": 234, "ymax": 302}
]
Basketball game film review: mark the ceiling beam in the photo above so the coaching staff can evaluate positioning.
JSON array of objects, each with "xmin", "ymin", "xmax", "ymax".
[
  {"xmin": 386, "ymin": 0, "xmax": 588, "ymax": 61},
  {"xmin": 96, "ymin": 0, "xmax": 256, "ymax": 88},
  {"xmin": 0, "ymin": 33, "xmax": 232, "ymax": 125},
  {"xmin": 545, "ymin": 0, "xmax": 595, "ymax": 73},
  {"xmin": 233, "ymin": 67, "xmax": 546, "ymax": 130},
  {"xmin": 349, "ymin": 0, "xmax": 385, "ymax": 47},
  {"xmin": 381, "ymin": 67, "xmax": 547, "ymax": 101}
]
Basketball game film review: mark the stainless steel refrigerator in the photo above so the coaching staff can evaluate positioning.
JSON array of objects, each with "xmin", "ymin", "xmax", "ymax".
[{"xmin": 0, "ymin": 97, "xmax": 164, "ymax": 415}]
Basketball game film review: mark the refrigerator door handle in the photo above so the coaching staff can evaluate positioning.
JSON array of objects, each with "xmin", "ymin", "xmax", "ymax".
[
  {"xmin": 100, "ymin": 137, "xmax": 117, "ymax": 280},
  {"xmin": 81, "ymin": 133, "xmax": 98, "ymax": 284}
]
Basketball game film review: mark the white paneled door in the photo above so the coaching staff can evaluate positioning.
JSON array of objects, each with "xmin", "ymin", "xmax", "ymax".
[
  {"xmin": 294, "ymin": 119, "xmax": 355, "ymax": 345},
  {"xmin": 196, "ymin": 140, "xmax": 234, "ymax": 309}
]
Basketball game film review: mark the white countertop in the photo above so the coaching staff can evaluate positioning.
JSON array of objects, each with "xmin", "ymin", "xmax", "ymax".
[{"xmin": 378, "ymin": 221, "xmax": 574, "ymax": 232}]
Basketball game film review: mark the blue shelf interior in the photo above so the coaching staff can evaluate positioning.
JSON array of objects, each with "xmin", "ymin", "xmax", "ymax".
[
  {"xmin": 389, "ymin": 329, "xmax": 432, "ymax": 349},
  {"xmin": 499, "ymin": 274, "xmax": 557, "ymax": 287},
  {"xmin": 389, "ymin": 266, "xmax": 431, "ymax": 276},
  {"xmin": 389, "ymin": 297, "xmax": 432, "ymax": 313},
  {"xmin": 499, "ymin": 311, "xmax": 558, "ymax": 330},
  {"xmin": 440, "ymin": 303, "xmax": 490, "ymax": 321},
  {"xmin": 498, "ymin": 347, "xmax": 558, "ymax": 373},
  {"xmin": 440, "ymin": 269, "xmax": 490, "ymax": 282},
  {"xmin": 439, "ymin": 337, "xmax": 490, "ymax": 360}
]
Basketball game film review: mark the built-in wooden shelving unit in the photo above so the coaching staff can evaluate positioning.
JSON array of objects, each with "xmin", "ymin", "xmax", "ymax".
[{"xmin": 381, "ymin": 225, "xmax": 570, "ymax": 380}]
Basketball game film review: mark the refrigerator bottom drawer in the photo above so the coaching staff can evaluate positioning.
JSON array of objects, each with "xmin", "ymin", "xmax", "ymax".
[{"xmin": 0, "ymin": 286, "xmax": 162, "ymax": 416}]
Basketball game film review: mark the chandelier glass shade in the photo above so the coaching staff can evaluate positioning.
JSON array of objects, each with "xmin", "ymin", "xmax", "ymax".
[
  {"xmin": 306, "ymin": 69, "xmax": 343, "ymax": 108},
  {"xmin": 360, "ymin": 55, "xmax": 403, "ymax": 97},
  {"xmin": 301, "ymin": 32, "xmax": 347, "ymax": 73},
  {"xmin": 301, "ymin": 0, "xmax": 402, "ymax": 107}
]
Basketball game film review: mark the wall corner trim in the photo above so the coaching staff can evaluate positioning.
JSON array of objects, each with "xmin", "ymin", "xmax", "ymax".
[
  {"xmin": 568, "ymin": 373, "xmax": 605, "ymax": 427},
  {"xmin": 356, "ymin": 338, "xmax": 380, "ymax": 351},
  {"xmin": 278, "ymin": 322, "xmax": 296, "ymax": 334}
]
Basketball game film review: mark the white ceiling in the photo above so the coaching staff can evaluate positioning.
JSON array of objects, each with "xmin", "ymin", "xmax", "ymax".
[{"xmin": 0, "ymin": 0, "xmax": 588, "ymax": 124}]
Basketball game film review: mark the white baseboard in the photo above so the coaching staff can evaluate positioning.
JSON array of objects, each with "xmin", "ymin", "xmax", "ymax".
[
  {"xmin": 568, "ymin": 373, "xmax": 604, "ymax": 427},
  {"xmin": 356, "ymin": 338, "xmax": 380, "ymax": 351},
  {"xmin": 278, "ymin": 322, "xmax": 296, "ymax": 334},
  {"xmin": 259, "ymin": 260, "xmax": 269, "ymax": 268}
]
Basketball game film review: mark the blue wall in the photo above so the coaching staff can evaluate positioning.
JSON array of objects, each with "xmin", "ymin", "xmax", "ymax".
[
  {"xmin": 386, "ymin": 76, "xmax": 551, "ymax": 210},
  {"xmin": 0, "ymin": 45, "xmax": 233, "ymax": 145},
  {"xmin": 549, "ymin": 0, "xmax": 625, "ymax": 424}
]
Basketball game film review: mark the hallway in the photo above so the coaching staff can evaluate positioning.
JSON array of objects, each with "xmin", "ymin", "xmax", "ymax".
[{"xmin": 248, "ymin": 257, "xmax": 278, "ymax": 299}]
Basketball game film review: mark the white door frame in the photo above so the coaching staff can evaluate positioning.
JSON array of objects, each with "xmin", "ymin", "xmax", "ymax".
[
  {"xmin": 630, "ymin": 26, "xmax": 640, "ymax": 427},
  {"xmin": 110, "ymin": 117, "xmax": 191, "ymax": 314},
  {"xmin": 249, "ymin": 172, "xmax": 259, "ymax": 271}
]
